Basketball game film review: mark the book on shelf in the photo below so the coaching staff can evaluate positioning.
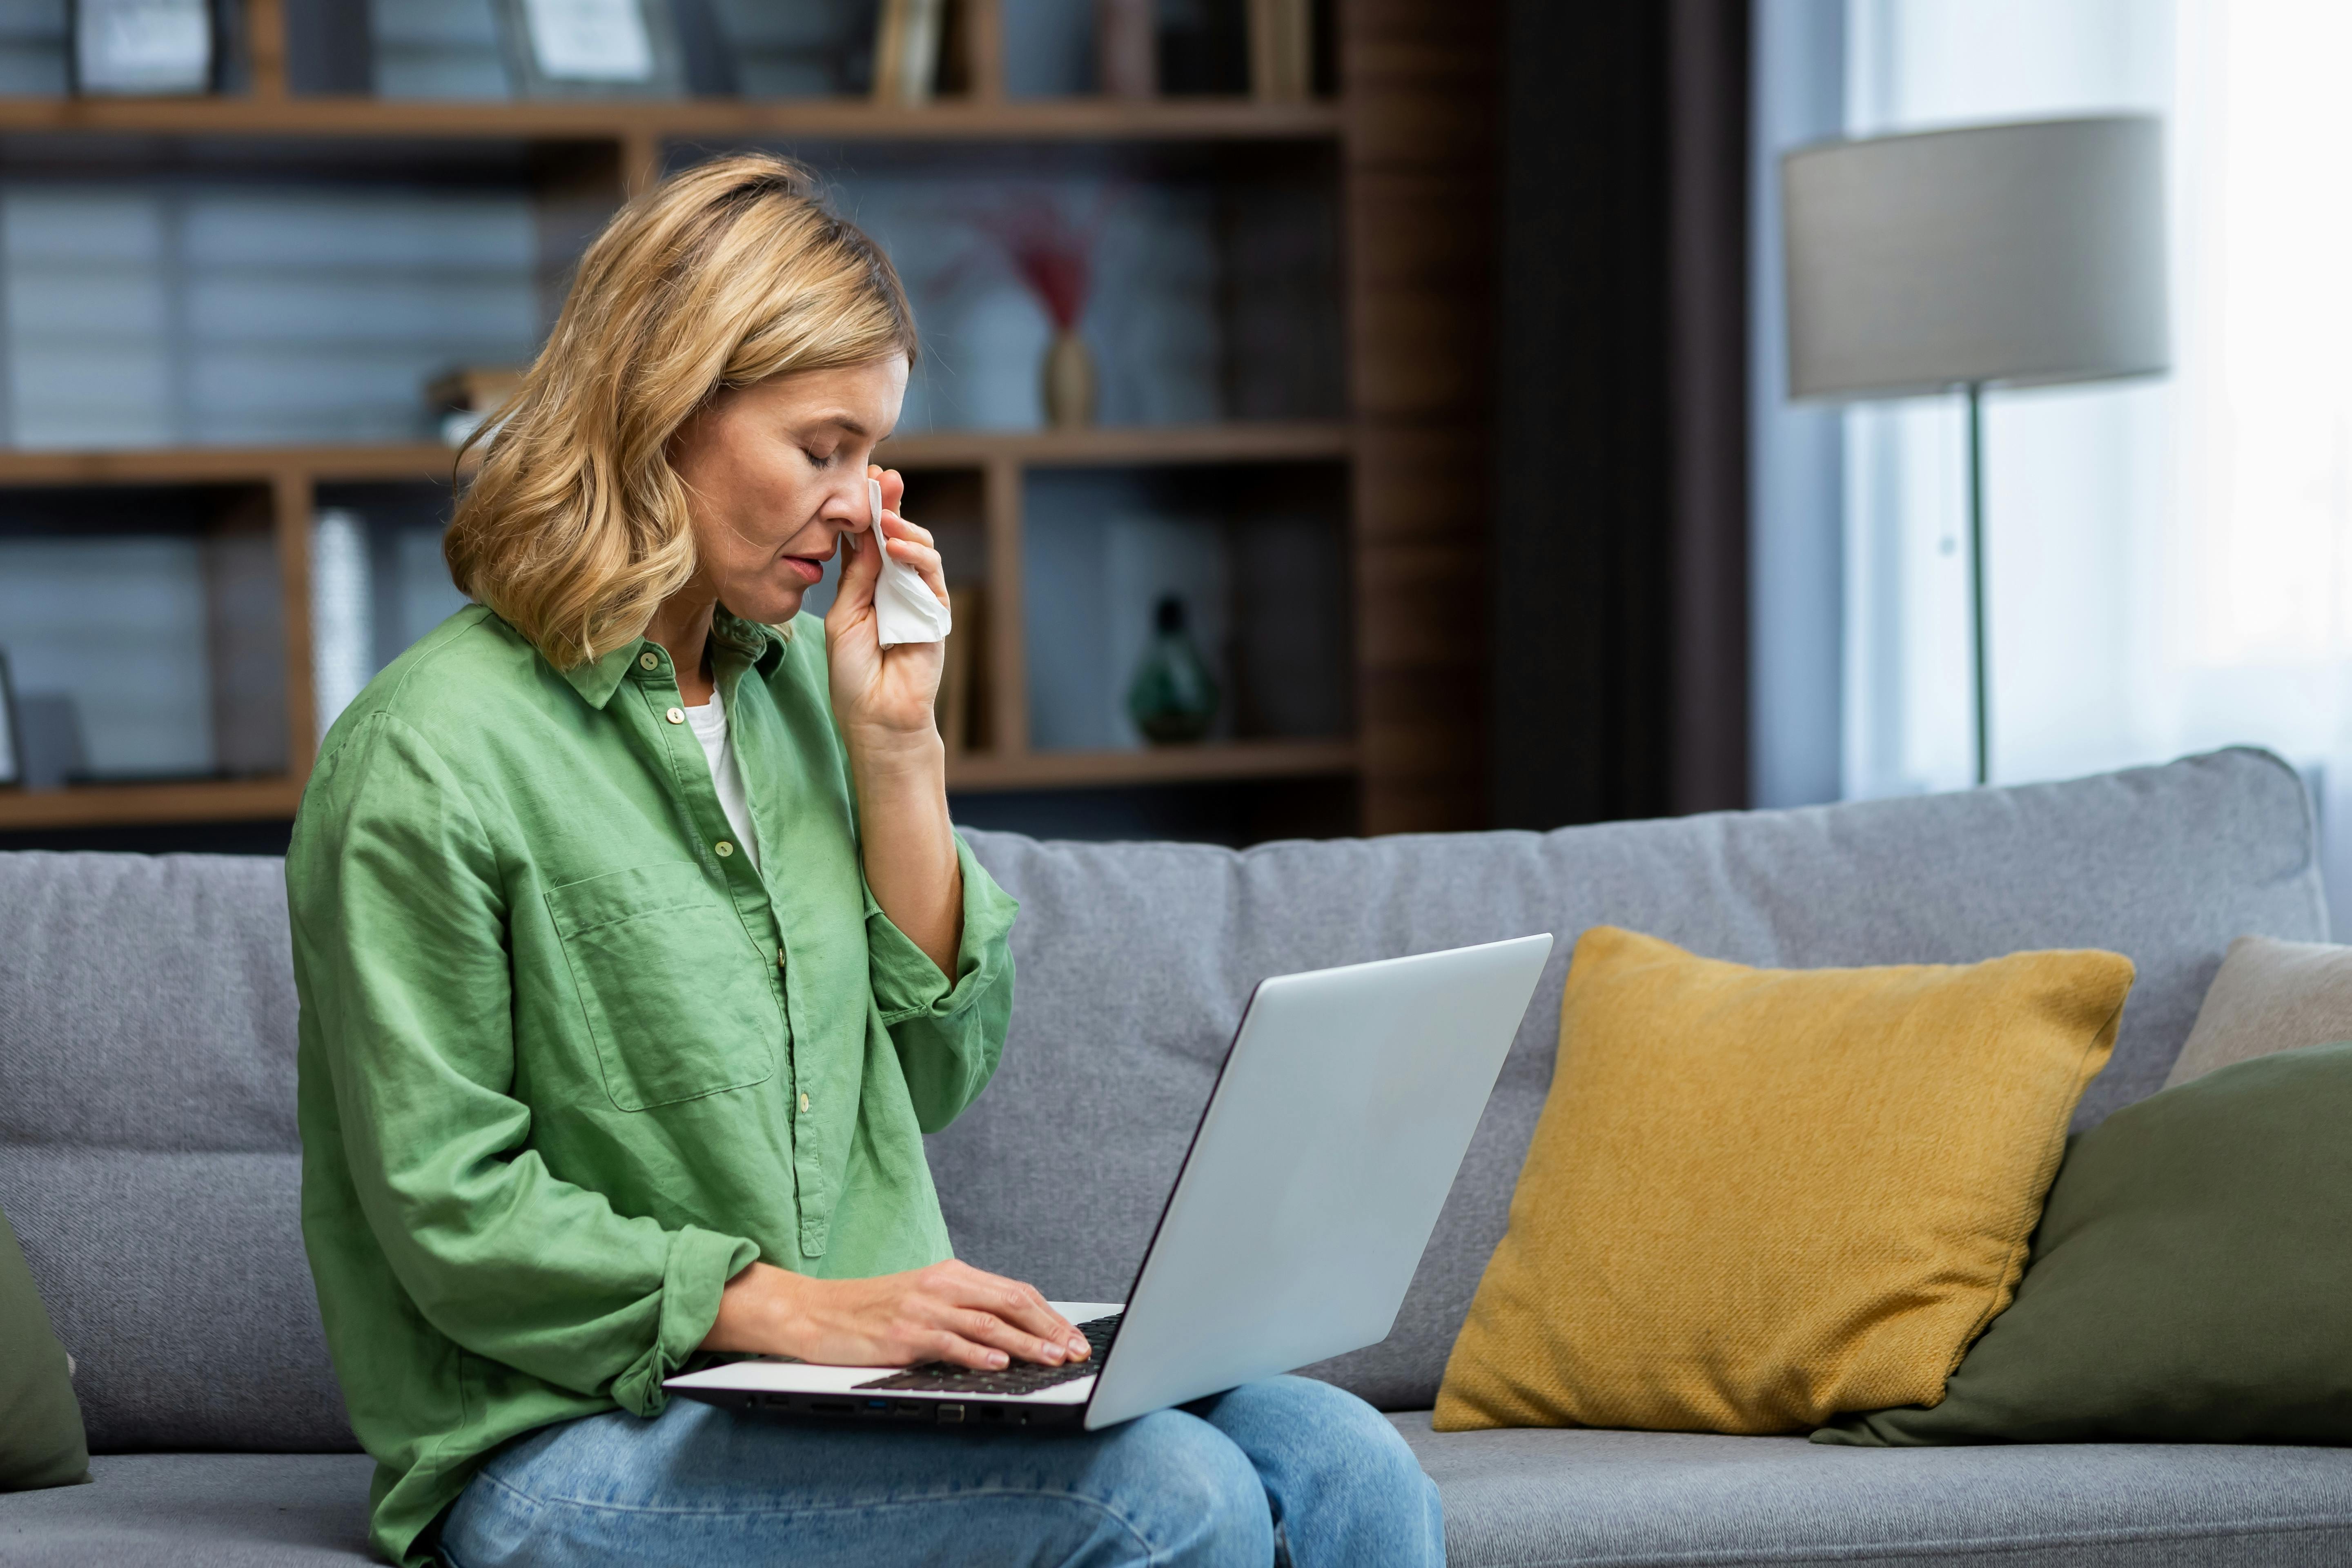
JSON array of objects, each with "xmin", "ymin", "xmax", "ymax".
[
  {"xmin": 1097, "ymin": 0, "xmax": 1157, "ymax": 99},
  {"xmin": 872, "ymin": 0, "xmax": 947, "ymax": 106},
  {"xmin": 1158, "ymin": 0, "xmax": 1248, "ymax": 95},
  {"xmin": 937, "ymin": 581, "xmax": 985, "ymax": 755},
  {"xmin": 311, "ymin": 508, "xmax": 374, "ymax": 742},
  {"xmin": 0, "ymin": 651, "xmax": 19, "ymax": 788},
  {"xmin": 1247, "ymin": 0, "xmax": 1312, "ymax": 102}
]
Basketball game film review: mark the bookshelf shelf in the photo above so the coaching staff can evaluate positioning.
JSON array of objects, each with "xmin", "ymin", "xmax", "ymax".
[
  {"xmin": 0, "ymin": 96, "xmax": 1344, "ymax": 145},
  {"xmin": 0, "ymin": 423, "xmax": 1349, "ymax": 490},
  {"xmin": 0, "ymin": 445, "xmax": 459, "ymax": 486},
  {"xmin": 0, "ymin": 738, "xmax": 1360, "ymax": 831},
  {"xmin": 947, "ymin": 739, "xmax": 1358, "ymax": 793},
  {"xmin": 0, "ymin": 739, "xmax": 1361, "ymax": 831},
  {"xmin": 882, "ymin": 422, "xmax": 1350, "ymax": 468},
  {"xmin": 0, "ymin": 777, "xmax": 304, "ymax": 831}
]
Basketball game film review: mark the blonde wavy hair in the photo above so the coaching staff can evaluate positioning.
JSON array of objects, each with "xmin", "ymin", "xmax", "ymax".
[{"xmin": 443, "ymin": 153, "xmax": 918, "ymax": 667}]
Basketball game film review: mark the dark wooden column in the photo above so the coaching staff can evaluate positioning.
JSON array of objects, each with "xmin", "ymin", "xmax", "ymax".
[{"xmin": 1342, "ymin": 0, "xmax": 1502, "ymax": 835}]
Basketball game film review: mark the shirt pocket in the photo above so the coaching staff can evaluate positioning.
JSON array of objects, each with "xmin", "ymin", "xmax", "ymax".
[{"xmin": 545, "ymin": 862, "xmax": 780, "ymax": 1112}]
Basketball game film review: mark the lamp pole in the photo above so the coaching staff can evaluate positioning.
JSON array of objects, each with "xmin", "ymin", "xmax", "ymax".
[{"xmin": 1965, "ymin": 381, "xmax": 1989, "ymax": 787}]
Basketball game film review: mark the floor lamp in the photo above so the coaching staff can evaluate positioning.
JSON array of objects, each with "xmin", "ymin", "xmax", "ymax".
[{"xmin": 1781, "ymin": 116, "xmax": 2169, "ymax": 786}]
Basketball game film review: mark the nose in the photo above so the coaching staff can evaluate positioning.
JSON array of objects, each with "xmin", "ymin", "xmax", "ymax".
[{"xmin": 826, "ymin": 477, "xmax": 873, "ymax": 540}]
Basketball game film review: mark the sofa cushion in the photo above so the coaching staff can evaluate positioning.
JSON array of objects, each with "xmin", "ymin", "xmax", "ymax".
[
  {"xmin": 0, "ymin": 853, "xmax": 350, "ymax": 1454},
  {"xmin": 1823, "ymin": 1040, "xmax": 2352, "ymax": 1448},
  {"xmin": 0, "ymin": 1200, "xmax": 87, "ymax": 1490},
  {"xmin": 1434, "ymin": 928, "xmax": 2129, "ymax": 1435},
  {"xmin": 1388, "ymin": 1412, "xmax": 2352, "ymax": 1567},
  {"xmin": 0, "ymin": 851, "xmax": 299, "ymax": 1156},
  {"xmin": 15, "ymin": 1433, "xmax": 2352, "ymax": 1568},
  {"xmin": 2163, "ymin": 934, "xmax": 2352, "ymax": 1089},
  {"xmin": 0, "ymin": 1452, "xmax": 374, "ymax": 1567},
  {"xmin": 0, "ymin": 1150, "xmax": 352, "ymax": 1453},
  {"xmin": 935, "ymin": 748, "xmax": 2327, "ymax": 1411}
]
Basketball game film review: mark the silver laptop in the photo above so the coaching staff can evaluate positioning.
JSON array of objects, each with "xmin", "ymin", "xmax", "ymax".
[{"xmin": 666, "ymin": 933, "xmax": 1554, "ymax": 1432}]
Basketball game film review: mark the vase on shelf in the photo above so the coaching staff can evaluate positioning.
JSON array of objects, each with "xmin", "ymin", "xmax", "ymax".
[
  {"xmin": 1042, "ymin": 329, "xmax": 1098, "ymax": 429},
  {"xmin": 1126, "ymin": 595, "xmax": 1220, "ymax": 744}
]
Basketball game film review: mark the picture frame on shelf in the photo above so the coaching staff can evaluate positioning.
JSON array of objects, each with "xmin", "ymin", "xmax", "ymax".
[
  {"xmin": 70, "ymin": 0, "xmax": 215, "ymax": 96},
  {"xmin": 492, "ymin": 0, "xmax": 688, "ymax": 99}
]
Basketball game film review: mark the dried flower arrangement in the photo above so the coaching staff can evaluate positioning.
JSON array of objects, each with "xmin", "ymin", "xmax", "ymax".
[{"xmin": 949, "ymin": 188, "xmax": 1117, "ymax": 427}]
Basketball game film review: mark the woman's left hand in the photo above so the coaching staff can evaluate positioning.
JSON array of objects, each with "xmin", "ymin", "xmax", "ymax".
[{"xmin": 825, "ymin": 465, "xmax": 949, "ymax": 758}]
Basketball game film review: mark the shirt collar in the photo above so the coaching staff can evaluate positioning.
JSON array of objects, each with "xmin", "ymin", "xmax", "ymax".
[
  {"xmin": 713, "ymin": 608, "xmax": 791, "ymax": 675},
  {"xmin": 554, "ymin": 608, "xmax": 791, "ymax": 711}
]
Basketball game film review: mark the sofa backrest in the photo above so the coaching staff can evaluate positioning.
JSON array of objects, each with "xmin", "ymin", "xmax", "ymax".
[
  {"xmin": 0, "ymin": 851, "xmax": 350, "ymax": 1452},
  {"xmin": 0, "ymin": 747, "xmax": 2325, "ymax": 1448},
  {"xmin": 933, "ymin": 748, "xmax": 2328, "ymax": 1409}
]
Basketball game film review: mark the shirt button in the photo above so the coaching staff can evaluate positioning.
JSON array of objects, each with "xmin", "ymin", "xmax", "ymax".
[
  {"xmin": 715, "ymin": 840, "xmax": 735, "ymax": 858},
  {"xmin": 666, "ymin": 706, "xmax": 685, "ymax": 724},
  {"xmin": 639, "ymin": 652, "xmax": 659, "ymax": 670},
  {"xmin": 799, "ymin": 1091, "xmax": 811, "ymax": 1113}
]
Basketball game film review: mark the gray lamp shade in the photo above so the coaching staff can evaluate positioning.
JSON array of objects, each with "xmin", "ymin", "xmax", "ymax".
[{"xmin": 1783, "ymin": 116, "xmax": 2169, "ymax": 401}]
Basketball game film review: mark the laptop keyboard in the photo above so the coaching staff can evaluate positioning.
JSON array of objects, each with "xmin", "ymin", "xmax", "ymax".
[{"xmin": 853, "ymin": 1313, "xmax": 1122, "ymax": 1396}]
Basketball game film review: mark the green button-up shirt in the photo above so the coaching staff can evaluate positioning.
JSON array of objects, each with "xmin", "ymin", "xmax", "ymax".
[{"xmin": 288, "ymin": 604, "xmax": 1016, "ymax": 1568}]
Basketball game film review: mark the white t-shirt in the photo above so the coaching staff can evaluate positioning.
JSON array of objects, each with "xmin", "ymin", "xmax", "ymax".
[{"xmin": 685, "ymin": 685, "xmax": 761, "ymax": 872}]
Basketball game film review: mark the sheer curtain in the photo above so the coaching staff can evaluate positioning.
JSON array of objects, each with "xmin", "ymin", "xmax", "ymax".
[{"xmin": 1841, "ymin": 0, "xmax": 2352, "ymax": 929}]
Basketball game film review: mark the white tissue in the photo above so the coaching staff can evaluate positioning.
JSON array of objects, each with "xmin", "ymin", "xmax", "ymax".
[{"xmin": 866, "ymin": 476, "xmax": 953, "ymax": 648}]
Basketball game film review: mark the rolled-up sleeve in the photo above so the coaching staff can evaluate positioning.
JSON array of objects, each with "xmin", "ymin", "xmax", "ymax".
[
  {"xmin": 292, "ymin": 713, "xmax": 758, "ymax": 1415},
  {"xmin": 865, "ymin": 832, "xmax": 1018, "ymax": 1132}
]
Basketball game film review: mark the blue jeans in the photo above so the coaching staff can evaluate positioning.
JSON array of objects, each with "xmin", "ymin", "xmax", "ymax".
[{"xmin": 438, "ymin": 1375, "xmax": 1443, "ymax": 1568}]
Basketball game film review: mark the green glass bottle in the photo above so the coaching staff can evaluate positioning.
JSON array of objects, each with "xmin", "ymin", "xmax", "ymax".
[{"xmin": 1126, "ymin": 595, "xmax": 1220, "ymax": 744}]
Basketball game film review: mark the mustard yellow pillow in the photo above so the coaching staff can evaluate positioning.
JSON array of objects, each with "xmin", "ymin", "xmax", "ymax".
[{"xmin": 1434, "ymin": 926, "xmax": 2133, "ymax": 1435}]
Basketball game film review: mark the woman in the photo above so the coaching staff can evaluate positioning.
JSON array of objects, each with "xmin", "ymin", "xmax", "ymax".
[{"xmin": 289, "ymin": 153, "xmax": 1443, "ymax": 1568}]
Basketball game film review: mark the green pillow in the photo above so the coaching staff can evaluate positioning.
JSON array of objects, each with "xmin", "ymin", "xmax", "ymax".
[
  {"xmin": 0, "ymin": 1203, "xmax": 89, "ymax": 1490},
  {"xmin": 1818, "ymin": 1038, "xmax": 2352, "ymax": 1446}
]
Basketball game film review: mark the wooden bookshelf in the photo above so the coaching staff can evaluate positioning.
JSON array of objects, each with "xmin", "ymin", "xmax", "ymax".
[{"xmin": 0, "ymin": 0, "xmax": 1492, "ymax": 840}]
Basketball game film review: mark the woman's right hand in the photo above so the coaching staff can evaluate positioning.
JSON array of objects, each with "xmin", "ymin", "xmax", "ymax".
[{"xmin": 700, "ymin": 1259, "xmax": 1092, "ymax": 1370}]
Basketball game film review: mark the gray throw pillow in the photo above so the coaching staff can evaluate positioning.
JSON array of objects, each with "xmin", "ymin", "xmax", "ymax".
[
  {"xmin": 0, "ymin": 1203, "xmax": 89, "ymax": 1490},
  {"xmin": 2163, "ymin": 935, "xmax": 2352, "ymax": 1090}
]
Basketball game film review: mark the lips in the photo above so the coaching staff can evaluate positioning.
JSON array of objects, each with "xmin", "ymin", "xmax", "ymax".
[{"xmin": 782, "ymin": 554, "xmax": 826, "ymax": 584}]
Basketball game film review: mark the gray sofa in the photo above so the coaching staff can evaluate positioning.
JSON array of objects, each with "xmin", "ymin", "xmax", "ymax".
[{"xmin": 4, "ymin": 746, "xmax": 2350, "ymax": 1567}]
